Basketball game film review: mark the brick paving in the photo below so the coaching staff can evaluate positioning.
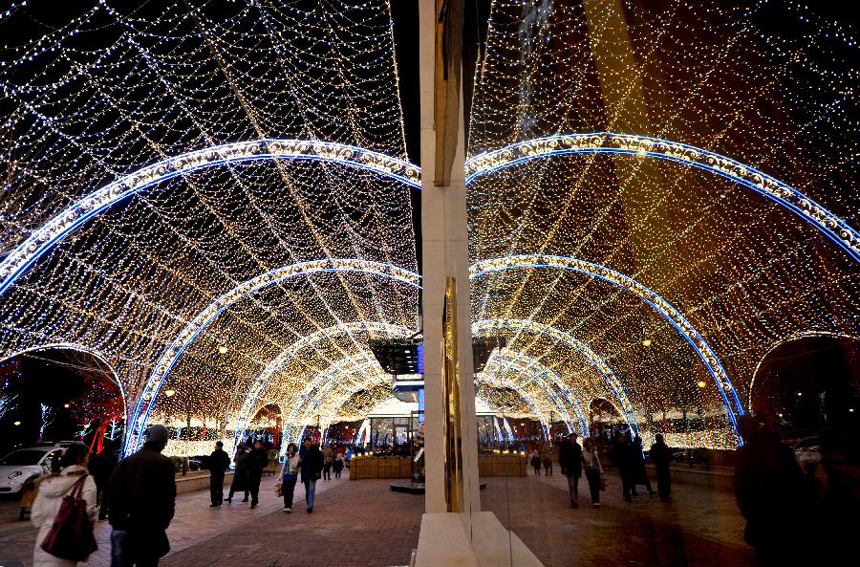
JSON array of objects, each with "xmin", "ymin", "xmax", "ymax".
[
  {"xmin": 481, "ymin": 472, "xmax": 757, "ymax": 567},
  {"xmin": 1, "ymin": 469, "xmax": 760, "ymax": 567},
  {"xmin": 158, "ymin": 479, "xmax": 423, "ymax": 567},
  {"xmin": 0, "ymin": 473, "xmax": 374, "ymax": 567}
]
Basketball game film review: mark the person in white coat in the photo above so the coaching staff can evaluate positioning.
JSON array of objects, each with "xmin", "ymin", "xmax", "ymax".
[{"xmin": 31, "ymin": 444, "xmax": 98, "ymax": 567}]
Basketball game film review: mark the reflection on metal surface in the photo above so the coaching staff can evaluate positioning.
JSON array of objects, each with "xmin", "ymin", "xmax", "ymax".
[{"xmin": 444, "ymin": 277, "xmax": 464, "ymax": 512}]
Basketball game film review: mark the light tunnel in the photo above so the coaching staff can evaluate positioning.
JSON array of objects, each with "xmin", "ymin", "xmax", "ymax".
[
  {"xmin": 124, "ymin": 259, "xmax": 421, "ymax": 456},
  {"xmin": 470, "ymin": 254, "xmax": 745, "ymax": 434},
  {"xmin": 10, "ymin": 130, "xmax": 858, "ymax": 454}
]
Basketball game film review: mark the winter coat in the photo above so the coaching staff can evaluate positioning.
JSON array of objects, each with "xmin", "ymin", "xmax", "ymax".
[
  {"xmin": 649, "ymin": 441, "xmax": 672, "ymax": 472},
  {"xmin": 230, "ymin": 451, "xmax": 248, "ymax": 491},
  {"xmin": 208, "ymin": 449, "xmax": 231, "ymax": 475},
  {"xmin": 31, "ymin": 465, "xmax": 97, "ymax": 567},
  {"xmin": 245, "ymin": 448, "xmax": 269, "ymax": 476},
  {"xmin": 582, "ymin": 447, "xmax": 603, "ymax": 473},
  {"xmin": 299, "ymin": 445, "xmax": 323, "ymax": 484},
  {"xmin": 558, "ymin": 440, "xmax": 583, "ymax": 477},
  {"xmin": 108, "ymin": 443, "xmax": 176, "ymax": 559}
]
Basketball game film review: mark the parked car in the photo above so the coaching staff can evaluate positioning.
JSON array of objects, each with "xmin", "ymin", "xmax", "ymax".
[
  {"xmin": 794, "ymin": 436, "xmax": 822, "ymax": 471},
  {"xmin": 0, "ymin": 446, "xmax": 63, "ymax": 496}
]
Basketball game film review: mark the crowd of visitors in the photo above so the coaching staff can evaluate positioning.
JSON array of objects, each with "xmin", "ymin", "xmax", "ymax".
[
  {"xmin": 25, "ymin": 426, "xmax": 349, "ymax": 566},
  {"xmin": 24, "ymin": 418, "xmax": 855, "ymax": 567}
]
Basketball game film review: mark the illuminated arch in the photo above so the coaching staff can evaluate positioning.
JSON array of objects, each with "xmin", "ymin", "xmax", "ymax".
[
  {"xmin": 476, "ymin": 370, "xmax": 552, "ymax": 437},
  {"xmin": 470, "ymin": 254, "xmax": 744, "ymax": 433},
  {"xmin": 481, "ymin": 349, "xmax": 588, "ymax": 435},
  {"xmin": 231, "ymin": 321, "xmax": 414, "ymax": 455},
  {"xmin": 748, "ymin": 330, "xmax": 860, "ymax": 409},
  {"xmin": 473, "ymin": 318, "xmax": 638, "ymax": 433},
  {"xmin": 281, "ymin": 353, "xmax": 384, "ymax": 450},
  {"xmin": 465, "ymin": 132, "xmax": 859, "ymax": 262},
  {"xmin": 0, "ymin": 139, "xmax": 421, "ymax": 299},
  {"xmin": 123, "ymin": 259, "xmax": 420, "ymax": 456},
  {"xmin": 0, "ymin": 343, "xmax": 128, "ymax": 425}
]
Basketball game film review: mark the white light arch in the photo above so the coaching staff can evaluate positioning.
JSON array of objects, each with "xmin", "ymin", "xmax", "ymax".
[
  {"xmin": 465, "ymin": 132, "xmax": 859, "ymax": 262},
  {"xmin": 470, "ymin": 255, "xmax": 744, "ymax": 435},
  {"xmin": 0, "ymin": 139, "xmax": 421, "ymax": 300},
  {"xmin": 124, "ymin": 259, "xmax": 420, "ymax": 456},
  {"xmin": 473, "ymin": 318, "xmax": 638, "ymax": 433}
]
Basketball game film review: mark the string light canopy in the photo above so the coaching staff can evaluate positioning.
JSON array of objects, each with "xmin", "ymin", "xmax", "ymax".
[
  {"xmin": 1, "ymin": 0, "xmax": 857, "ymax": 454},
  {"xmin": 467, "ymin": 0, "xmax": 859, "ymax": 449},
  {"xmin": 0, "ymin": 0, "xmax": 421, "ymax": 454}
]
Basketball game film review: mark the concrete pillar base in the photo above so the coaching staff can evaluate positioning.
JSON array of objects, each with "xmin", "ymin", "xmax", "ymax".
[{"xmin": 415, "ymin": 511, "xmax": 545, "ymax": 567}]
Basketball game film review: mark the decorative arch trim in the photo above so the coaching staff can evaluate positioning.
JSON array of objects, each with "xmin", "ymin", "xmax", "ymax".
[
  {"xmin": 470, "ymin": 254, "xmax": 744, "ymax": 435},
  {"xmin": 123, "ymin": 260, "xmax": 420, "ymax": 456},
  {"xmin": 0, "ymin": 139, "xmax": 421, "ymax": 299},
  {"xmin": 465, "ymin": 132, "xmax": 859, "ymax": 262}
]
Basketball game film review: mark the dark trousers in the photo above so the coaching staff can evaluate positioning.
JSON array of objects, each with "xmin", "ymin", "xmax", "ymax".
[
  {"xmin": 620, "ymin": 467, "xmax": 633, "ymax": 500},
  {"xmin": 322, "ymin": 463, "xmax": 331, "ymax": 479},
  {"xmin": 656, "ymin": 466, "xmax": 671, "ymax": 499},
  {"xmin": 282, "ymin": 474, "xmax": 298, "ymax": 508},
  {"xmin": 248, "ymin": 471, "xmax": 263, "ymax": 505},
  {"xmin": 584, "ymin": 469, "xmax": 601, "ymax": 504},
  {"xmin": 210, "ymin": 471, "xmax": 225, "ymax": 505},
  {"xmin": 566, "ymin": 473, "xmax": 580, "ymax": 504}
]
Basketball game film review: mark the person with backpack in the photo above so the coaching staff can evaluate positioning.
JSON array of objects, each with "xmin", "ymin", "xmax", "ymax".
[
  {"xmin": 108, "ymin": 424, "xmax": 176, "ymax": 567},
  {"xmin": 31, "ymin": 444, "xmax": 98, "ymax": 567}
]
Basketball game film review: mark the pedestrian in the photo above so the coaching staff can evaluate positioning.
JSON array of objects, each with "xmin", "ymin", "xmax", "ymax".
[
  {"xmin": 299, "ymin": 438, "xmax": 323, "ymax": 513},
  {"xmin": 558, "ymin": 433, "xmax": 583, "ymax": 507},
  {"xmin": 245, "ymin": 441, "xmax": 269, "ymax": 509},
  {"xmin": 89, "ymin": 445, "xmax": 118, "ymax": 521},
  {"xmin": 32, "ymin": 444, "xmax": 98, "ymax": 567},
  {"xmin": 610, "ymin": 433, "xmax": 633, "ymax": 502},
  {"xmin": 208, "ymin": 441, "xmax": 231, "ymax": 507},
  {"xmin": 540, "ymin": 441, "xmax": 553, "ymax": 476},
  {"xmin": 734, "ymin": 416, "xmax": 812, "ymax": 566},
  {"xmin": 630, "ymin": 435, "xmax": 655, "ymax": 496},
  {"xmin": 649, "ymin": 434, "xmax": 672, "ymax": 500},
  {"xmin": 108, "ymin": 424, "xmax": 176, "ymax": 567},
  {"xmin": 333, "ymin": 450, "xmax": 344, "ymax": 479},
  {"xmin": 582, "ymin": 437, "xmax": 604, "ymax": 507},
  {"xmin": 322, "ymin": 443, "xmax": 333, "ymax": 480},
  {"xmin": 528, "ymin": 448, "xmax": 541, "ymax": 475},
  {"xmin": 281, "ymin": 443, "xmax": 300, "ymax": 513},
  {"xmin": 226, "ymin": 445, "xmax": 248, "ymax": 503}
]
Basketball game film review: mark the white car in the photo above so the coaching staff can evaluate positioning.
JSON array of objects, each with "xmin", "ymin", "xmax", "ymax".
[
  {"xmin": 0, "ymin": 446, "xmax": 64, "ymax": 496},
  {"xmin": 793, "ymin": 437, "xmax": 822, "ymax": 472}
]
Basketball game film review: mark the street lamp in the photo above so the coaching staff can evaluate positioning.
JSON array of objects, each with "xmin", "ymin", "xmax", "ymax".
[
  {"xmin": 218, "ymin": 346, "xmax": 228, "ymax": 354},
  {"xmin": 642, "ymin": 339, "xmax": 652, "ymax": 347},
  {"xmin": 165, "ymin": 389, "xmax": 176, "ymax": 398}
]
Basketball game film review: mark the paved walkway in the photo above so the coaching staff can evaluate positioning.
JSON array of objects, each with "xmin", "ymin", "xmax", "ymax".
[
  {"xmin": 0, "ymin": 473, "xmax": 368, "ymax": 567},
  {"xmin": 1, "ymin": 470, "xmax": 759, "ymax": 567},
  {"xmin": 482, "ymin": 472, "xmax": 757, "ymax": 567}
]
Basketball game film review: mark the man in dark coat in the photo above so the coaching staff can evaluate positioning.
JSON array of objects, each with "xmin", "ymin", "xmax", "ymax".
[
  {"xmin": 558, "ymin": 433, "xmax": 583, "ymax": 507},
  {"xmin": 108, "ymin": 424, "xmax": 177, "ymax": 567},
  {"xmin": 245, "ymin": 440, "xmax": 269, "ymax": 509},
  {"xmin": 299, "ymin": 438, "xmax": 323, "ymax": 513},
  {"xmin": 649, "ymin": 434, "xmax": 672, "ymax": 500},
  {"xmin": 734, "ymin": 416, "xmax": 811, "ymax": 566},
  {"xmin": 208, "ymin": 441, "xmax": 231, "ymax": 507}
]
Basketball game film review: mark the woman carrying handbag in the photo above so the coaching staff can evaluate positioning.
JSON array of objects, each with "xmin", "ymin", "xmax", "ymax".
[
  {"xmin": 31, "ymin": 444, "xmax": 98, "ymax": 567},
  {"xmin": 276, "ymin": 443, "xmax": 300, "ymax": 513}
]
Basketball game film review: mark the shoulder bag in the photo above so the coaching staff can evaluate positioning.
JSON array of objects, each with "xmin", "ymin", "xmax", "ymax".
[{"xmin": 40, "ymin": 474, "xmax": 98, "ymax": 561}]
